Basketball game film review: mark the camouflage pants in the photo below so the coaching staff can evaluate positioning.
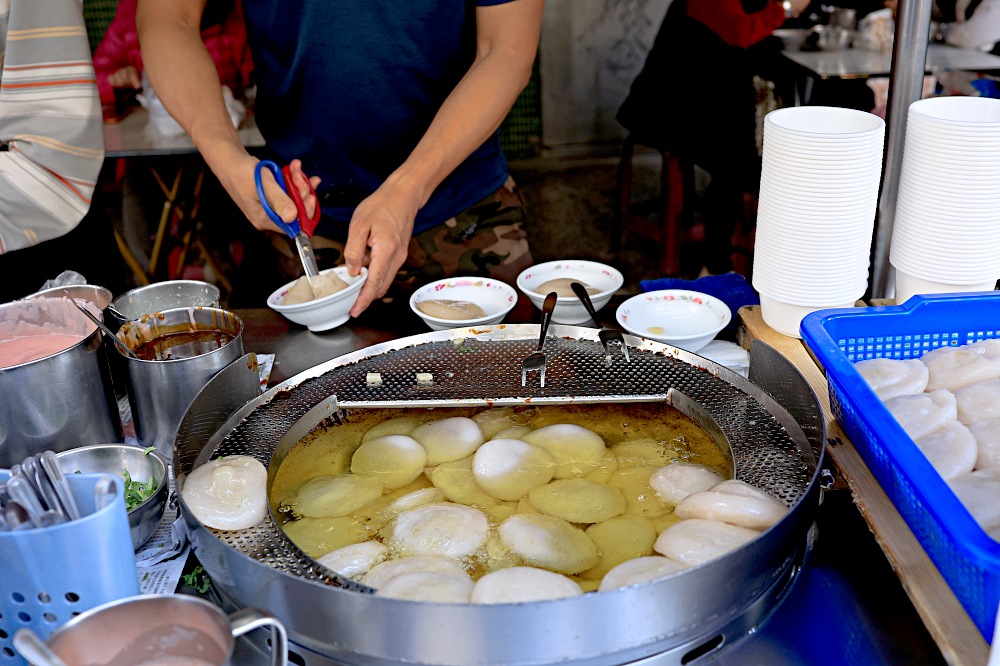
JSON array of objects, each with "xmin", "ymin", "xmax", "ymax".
[{"xmin": 300, "ymin": 177, "xmax": 533, "ymax": 294}]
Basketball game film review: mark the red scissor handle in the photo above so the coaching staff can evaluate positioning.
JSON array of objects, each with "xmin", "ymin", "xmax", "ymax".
[{"xmin": 281, "ymin": 165, "xmax": 321, "ymax": 237}]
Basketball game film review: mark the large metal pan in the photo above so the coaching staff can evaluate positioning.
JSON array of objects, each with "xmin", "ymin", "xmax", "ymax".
[{"xmin": 173, "ymin": 325, "xmax": 825, "ymax": 666}]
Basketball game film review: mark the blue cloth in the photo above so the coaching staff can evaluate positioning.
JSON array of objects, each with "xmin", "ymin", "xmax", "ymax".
[
  {"xmin": 640, "ymin": 272, "xmax": 759, "ymax": 332},
  {"xmin": 241, "ymin": 1, "xmax": 512, "ymax": 239},
  {"xmin": 971, "ymin": 78, "xmax": 1000, "ymax": 99}
]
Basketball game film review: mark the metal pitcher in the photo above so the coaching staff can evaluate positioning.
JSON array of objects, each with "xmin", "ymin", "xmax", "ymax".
[
  {"xmin": 116, "ymin": 307, "xmax": 244, "ymax": 458},
  {"xmin": 43, "ymin": 594, "xmax": 287, "ymax": 666},
  {"xmin": 0, "ymin": 299, "xmax": 119, "ymax": 468}
]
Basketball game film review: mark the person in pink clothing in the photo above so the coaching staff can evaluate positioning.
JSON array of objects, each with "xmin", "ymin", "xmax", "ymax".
[
  {"xmin": 93, "ymin": 0, "xmax": 253, "ymax": 121},
  {"xmin": 95, "ymin": 0, "xmax": 255, "ymax": 282}
]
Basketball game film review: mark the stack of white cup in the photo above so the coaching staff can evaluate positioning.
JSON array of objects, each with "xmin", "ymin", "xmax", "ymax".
[
  {"xmin": 753, "ymin": 106, "xmax": 886, "ymax": 337},
  {"xmin": 890, "ymin": 96, "xmax": 1000, "ymax": 303}
]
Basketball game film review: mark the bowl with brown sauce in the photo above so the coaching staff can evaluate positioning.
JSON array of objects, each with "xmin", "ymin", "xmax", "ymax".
[{"xmin": 409, "ymin": 277, "xmax": 518, "ymax": 331}]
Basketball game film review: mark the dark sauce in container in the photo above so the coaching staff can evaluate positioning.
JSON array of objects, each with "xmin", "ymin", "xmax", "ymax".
[{"xmin": 134, "ymin": 329, "xmax": 235, "ymax": 361}]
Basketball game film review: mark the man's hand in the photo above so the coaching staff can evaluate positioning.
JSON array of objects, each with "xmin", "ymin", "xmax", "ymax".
[
  {"xmin": 343, "ymin": 180, "xmax": 420, "ymax": 318},
  {"xmin": 789, "ymin": 0, "xmax": 810, "ymax": 18},
  {"xmin": 214, "ymin": 152, "xmax": 321, "ymax": 235},
  {"xmin": 109, "ymin": 66, "xmax": 142, "ymax": 90}
]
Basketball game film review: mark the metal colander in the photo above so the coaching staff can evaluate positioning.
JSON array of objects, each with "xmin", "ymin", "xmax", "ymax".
[{"xmin": 175, "ymin": 325, "xmax": 823, "ymax": 666}]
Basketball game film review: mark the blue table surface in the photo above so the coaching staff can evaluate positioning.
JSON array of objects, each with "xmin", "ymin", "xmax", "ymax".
[{"xmin": 716, "ymin": 490, "xmax": 946, "ymax": 665}]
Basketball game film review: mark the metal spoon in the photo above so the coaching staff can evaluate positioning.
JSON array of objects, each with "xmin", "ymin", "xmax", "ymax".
[
  {"xmin": 69, "ymin": 299, "xmax": 140, "ymax": 360},
  {"xmin": 37, "ymin": 510, "xmax": 68, "ymax": 528},
  {"xmin": 5, "ymin": 476, "xmax": 45, "ymax": 526},
  {"xmin": 93, "ymin": 476, "xmax": 119, "ymax": 512},
  {"xmin": 13, "ymin": 628, "xmax": 70, "ymax": 666},
  {"xmin": 20, "ymin": 455, "xmax": 55, "ymax": 512},
  {"xmin": 4, "ymin": 500, "xmax": 35, "ymax": 531},
  {"xmin": 105, "ymin": 302, "xmax": 130, "ymax": 323},
  {"xmin": 40, "ymin": 450, "xmax": 81, "ymax": 521}
]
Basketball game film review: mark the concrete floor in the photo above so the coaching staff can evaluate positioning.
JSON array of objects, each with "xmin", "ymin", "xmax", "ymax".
[{"xmin": 511, "ymin": 152, "xmax": 687, "ymax": 295}]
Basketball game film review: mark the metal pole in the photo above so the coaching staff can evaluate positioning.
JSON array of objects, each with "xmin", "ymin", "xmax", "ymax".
[{"xmin": 871, "ymin": 0, "xmax": 935, "ymax": 299}]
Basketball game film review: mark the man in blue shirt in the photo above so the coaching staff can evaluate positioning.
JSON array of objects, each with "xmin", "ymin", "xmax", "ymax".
[{"xmin": 137, "ymin": 0, "xmax": 543, "ymax": 316}]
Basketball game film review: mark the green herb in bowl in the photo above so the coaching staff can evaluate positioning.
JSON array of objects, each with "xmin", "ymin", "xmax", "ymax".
[{"xmin": 122, "ymin": 467, "xmax": 158, "ymax": 511}]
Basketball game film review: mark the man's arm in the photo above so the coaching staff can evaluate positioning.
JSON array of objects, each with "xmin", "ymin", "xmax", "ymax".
[
  {"xmin": 136, "ymin": 0, "xmax": 308, "ymax": 233},
  {"xmin": 0, "ymin": 0, "xmax": 105, "ymax": 254},
  {"xmin": 344, "ymin": 0, "xmax": 544, "ymax": 317}
]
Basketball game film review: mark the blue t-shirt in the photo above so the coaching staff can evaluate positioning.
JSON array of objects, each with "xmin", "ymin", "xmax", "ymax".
[{"xmin": 241, "ymin": 1, "xmax": 513, "ymax": 238}]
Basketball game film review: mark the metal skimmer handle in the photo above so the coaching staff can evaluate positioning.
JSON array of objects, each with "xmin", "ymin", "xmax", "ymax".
[
  {"xmin": 570, "ymin": 281, "xmax": 602, "ymax": 328},
  {"xmin": 537, "ymin": 292, "xmax": 557, "ymax": 351},
  {"xmin": 229, "ymin": 607, "xmax": 289, "ymax": 666}
]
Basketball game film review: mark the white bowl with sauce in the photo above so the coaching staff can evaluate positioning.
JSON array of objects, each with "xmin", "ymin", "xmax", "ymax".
[
  {"xmin": 409, "ymin": 277, "xmax": 518, "ymax": 331},
  {"xmin": 516, "ymin": 260, "xmax": 624, "ymax": 325},
  {"xmin": 267, "ymin": 266, "xmax": 367, "ymax": 332},
  {"xmin": 615, "ymin": 290, "xmax": 731, "ymax": 352}
]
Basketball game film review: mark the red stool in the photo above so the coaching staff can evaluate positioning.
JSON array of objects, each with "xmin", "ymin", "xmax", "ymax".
[{"xmin": 610, "ymin": 134, "xmax": 694, "ymax": 276}]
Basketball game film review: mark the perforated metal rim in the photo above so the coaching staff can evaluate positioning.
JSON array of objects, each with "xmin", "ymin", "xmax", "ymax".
[{"xmin": 180, "ymin": 325, "xmax": 813, "ymax": 587}]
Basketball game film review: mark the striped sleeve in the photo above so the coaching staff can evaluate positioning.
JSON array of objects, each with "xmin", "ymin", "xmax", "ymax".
[{"xmin": 0, "ymin": 0, "xmax": 105, "ymax": 254}]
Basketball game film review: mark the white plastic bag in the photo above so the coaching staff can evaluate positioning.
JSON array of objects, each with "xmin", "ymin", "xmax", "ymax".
[
  {"xmin": 855, "ymin": 8, "xmax": 895, "ymax": 52},
  {"xmin": 39, "ymin": 269, "xmax": 87, "ymax": 291},
  {"xmin": 137, "ymin": 72, "xmax": 245, "ymax": 136},
  {"xmin": 697, "ymin": 340, "xmax": 751, "ymax": 378}
]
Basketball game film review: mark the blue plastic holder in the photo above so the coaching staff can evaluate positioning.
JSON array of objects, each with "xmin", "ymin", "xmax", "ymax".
[
  {"xmin": 800, "ymin": 291, "xmax": 1000, "ymax": 643},
  {"xmin": 0, "ymin": 470, "xmax": 139, "ymax": 664}
]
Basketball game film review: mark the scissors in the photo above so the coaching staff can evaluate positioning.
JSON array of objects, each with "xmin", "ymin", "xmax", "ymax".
[{"xmin": 254, "ymin": 160, "xmax": 321, "ymax": 277}]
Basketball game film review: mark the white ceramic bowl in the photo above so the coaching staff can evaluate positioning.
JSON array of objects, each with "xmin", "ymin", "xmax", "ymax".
[
  {"xmin": 267, "ymin": 266, "xmax": 367, "ymax": 332},
  {"xmin": 409, "ymin": 277, "xmax": 518, "ymax": 331},
  {"xmin": 516, "ymin": 260, "xmax": 624, "ymax": 325},
  {"xmin": 615, "ymin": 290, "xmax": 732, "ymax": 352}
]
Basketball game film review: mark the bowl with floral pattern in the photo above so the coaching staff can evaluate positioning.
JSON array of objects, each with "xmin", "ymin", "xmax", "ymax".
[
  {"xmin": 516, "ymin": 260, "xmax": 624, "ymax": 325},
  {"xmin": 410, "ymin": 277, "xmax": 518, "ymax": 331},
  {"xmin": 615, "ymin": 289, "xmax": 731, "ymax": 352}
]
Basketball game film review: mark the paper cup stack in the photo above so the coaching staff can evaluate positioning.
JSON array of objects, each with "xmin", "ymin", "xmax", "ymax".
[
  {"xmin": 890, "ymin": 96, "xmax": 1000, "ymax": 303},
  {"xmin": 753, "ymin": 106, "xmax": 886, "ymax": 337}
]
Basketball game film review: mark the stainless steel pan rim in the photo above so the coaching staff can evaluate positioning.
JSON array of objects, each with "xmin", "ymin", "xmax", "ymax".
[{"xmin": 175, "ymin": 324, "xmax": 824, "ymax": 666}]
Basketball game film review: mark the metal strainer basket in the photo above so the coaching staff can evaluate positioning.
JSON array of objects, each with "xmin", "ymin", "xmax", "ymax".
[{"xmin": 175, "ymin": 325, "xmax": 824, "ymax": 666}]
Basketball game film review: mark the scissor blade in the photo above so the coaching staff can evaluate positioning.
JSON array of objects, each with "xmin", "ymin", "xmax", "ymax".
[{"xmin": 295, "ymin": 234, "xmax": 320, "ymax": 277}]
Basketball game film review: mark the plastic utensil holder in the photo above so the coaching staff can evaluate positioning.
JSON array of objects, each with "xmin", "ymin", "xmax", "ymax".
[{"xmin": 0, "ymin": 471, "xmax": 139, "ymax": 664}]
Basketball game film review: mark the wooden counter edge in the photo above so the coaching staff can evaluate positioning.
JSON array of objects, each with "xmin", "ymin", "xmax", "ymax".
[{"xmin": 739, "ymin": 305, "xmax": 988, "ymax": 666}]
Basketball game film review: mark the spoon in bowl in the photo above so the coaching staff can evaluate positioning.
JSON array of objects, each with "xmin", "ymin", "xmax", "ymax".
[
  {"xmin": 570, "ymin": 281, "xmax": 630, "ymax": 365},
  {"xmin": 69, "ymin": 299, "xmax": 140, "ymax": 360}
]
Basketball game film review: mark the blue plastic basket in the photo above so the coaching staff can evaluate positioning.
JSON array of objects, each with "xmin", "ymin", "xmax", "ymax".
[
  {"xmin": 0, "ymin": 471, "xmax": 139, "ymax": 665},
  {"xmin": 800, "ymin": 292, "xmax": 1000, "ymax": 642}
]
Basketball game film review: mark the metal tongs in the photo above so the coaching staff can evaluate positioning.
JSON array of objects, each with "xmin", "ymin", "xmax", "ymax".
[
  {"xmin": 521, "ymin": 292, "xmax": 557, "ymax": 387},
  {"xmin": 571, "ymin": 281, "xmax": 630, "ymax": 365}
]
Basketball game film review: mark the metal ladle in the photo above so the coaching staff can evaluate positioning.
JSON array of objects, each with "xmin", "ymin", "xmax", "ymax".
[
  {"xmin": 13, "ymin": 628, "xmax": 70, "ymax": 666},
  {"xmin": 69, "ymin": 299, "xmax": 140, "ymax": 360}
]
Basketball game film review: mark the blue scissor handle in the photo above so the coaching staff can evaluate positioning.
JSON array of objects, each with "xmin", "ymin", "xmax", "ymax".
[{"xmin": 254, "ymin": 160, "xmax": 301, "ymax": 238}]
